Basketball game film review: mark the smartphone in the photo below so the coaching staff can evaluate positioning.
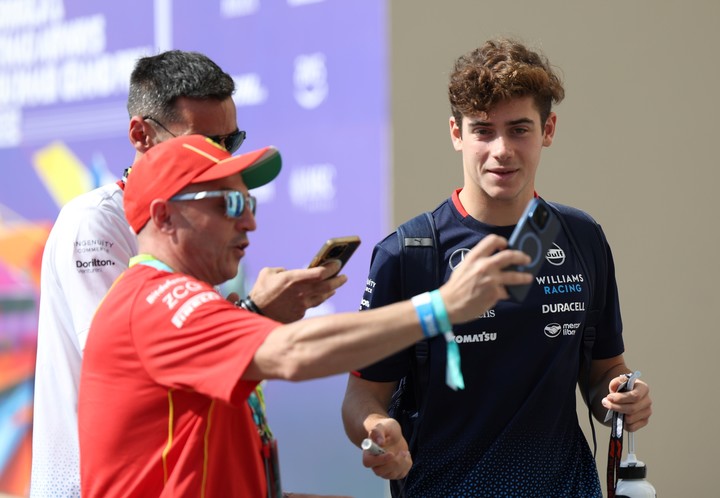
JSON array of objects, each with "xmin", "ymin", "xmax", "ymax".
[
  {"xmin": 308, "ymin": 236, "xmax": 361, "ymax": 275},
  {"xmin": 505, "ymin": 198, "xmax": 561, "ymax": 302}
]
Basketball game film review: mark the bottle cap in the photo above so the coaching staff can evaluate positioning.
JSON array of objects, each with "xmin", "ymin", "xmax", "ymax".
[{"xmin": 618, "ymin": 461, "xmax": 648, "ymax": 480}]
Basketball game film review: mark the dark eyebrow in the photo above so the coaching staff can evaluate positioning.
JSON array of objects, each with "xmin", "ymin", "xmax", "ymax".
[
  {"xmin": 507, "ymin": 118, "xmax": 535, "ymax": 126},
  {"xmin": 466, "ymin": 119, "xmax": 491, "ymax": 127},
  {"xmin": 467, "ymin": 117, "xmax": 536, "ymax": 127}
]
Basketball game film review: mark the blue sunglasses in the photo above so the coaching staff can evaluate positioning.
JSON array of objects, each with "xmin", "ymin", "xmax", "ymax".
[{"xmin": 169, "ymin": 190, "xmax": 256, "ymax": 217}]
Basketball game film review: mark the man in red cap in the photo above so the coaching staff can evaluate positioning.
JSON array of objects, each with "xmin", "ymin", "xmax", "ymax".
[
  {"xmin": 30, "ymin": 50, "xmax": 347, "ymax": 498},
  {"xmin": 32, "ymin": 51, "xmax": 344, "ymax": 498},
  {"xmin": 78, "ymin": 134, "xmax": 535, "ymax": 498}
]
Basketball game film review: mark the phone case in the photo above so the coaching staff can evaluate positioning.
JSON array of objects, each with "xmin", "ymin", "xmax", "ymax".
[
  {"xmin": 506, "ymin": 198, "xmax": 561, "ymax": 302},
  {"xmin": 307, "ymin": 236, "xmax": 361, "ymax": 272}
]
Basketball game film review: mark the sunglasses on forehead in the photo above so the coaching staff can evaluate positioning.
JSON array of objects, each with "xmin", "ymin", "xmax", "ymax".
[
  {"xmin": 169, "ymin": 190, "xmax": 257, "ymax": 218},
  {"xmin": 143, "ymin": 116, "xmax": 247, "ymax": 154}
]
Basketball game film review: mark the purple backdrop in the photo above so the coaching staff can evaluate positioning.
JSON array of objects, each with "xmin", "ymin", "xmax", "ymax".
[{"xmin": 0, "ymin": 1, "xmax": 388, "ymax": 496}]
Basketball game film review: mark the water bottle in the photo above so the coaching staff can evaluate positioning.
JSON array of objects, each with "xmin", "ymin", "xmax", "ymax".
[{"xmin": 615, "ymin": 433, "xmax": 656, "ymax": 498}]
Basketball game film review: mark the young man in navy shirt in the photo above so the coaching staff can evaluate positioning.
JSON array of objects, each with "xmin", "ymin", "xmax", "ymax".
[{"xmin": 342, "ymin": 38, "xmax": 653, "ymax": 497}]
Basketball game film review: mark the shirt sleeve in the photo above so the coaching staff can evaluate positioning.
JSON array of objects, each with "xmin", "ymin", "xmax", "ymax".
[
  {"xmin": 591, "ymin": 231, "xmax": 625, "ymax": 360},
  {"xmin": 356, "ymin": 235, "xmax": 415, "ymax": 382},
  {"xmin": 50, "ymin": 192, "xmax": 137, "ymax": 351}
]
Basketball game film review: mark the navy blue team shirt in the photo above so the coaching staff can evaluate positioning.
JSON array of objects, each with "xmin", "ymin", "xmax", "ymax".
[{"xmin": 358, "ymin": 190, "xmax": 624, "ymax": 497}]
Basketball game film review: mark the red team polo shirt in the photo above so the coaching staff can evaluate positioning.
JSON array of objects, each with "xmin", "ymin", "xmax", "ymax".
[{"xmin": 78, "ymin": 264, "xmax": 279, "ymax": 497}]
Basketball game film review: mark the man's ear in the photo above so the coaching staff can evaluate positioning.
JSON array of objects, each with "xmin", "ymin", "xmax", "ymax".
[
  {"xmin": 129, "ymin": 116, "xmax": 156, "ymax": 154},
  {"xmin": 542, "ymin": 112, "xmax": 557, "ymax": 147},
  {"xmin": 148, "ymin": 199, "xmax": 174, "ymax": 232},
  {"xmin": 449, "ymin": 116, "xmax": 463, "ymax": 151}
]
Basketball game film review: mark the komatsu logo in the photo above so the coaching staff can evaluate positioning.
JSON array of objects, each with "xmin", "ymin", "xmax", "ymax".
[{"xmin": 455, "ymin": 332, "xmax": 497, "ymax": 344}]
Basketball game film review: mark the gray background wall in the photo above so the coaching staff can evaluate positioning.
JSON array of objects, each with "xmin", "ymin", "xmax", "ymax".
[{"xmin": 390, "ymin": 1, "xmax": 719, "ymax": 496}]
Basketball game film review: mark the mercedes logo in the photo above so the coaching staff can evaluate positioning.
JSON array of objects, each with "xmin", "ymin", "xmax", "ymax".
[{"xmin": 449, "ymin": 248, "xmax": 471, "ymax": 270}]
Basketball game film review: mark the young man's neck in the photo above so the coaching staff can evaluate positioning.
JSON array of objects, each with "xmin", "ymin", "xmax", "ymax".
[{"xmin": 458, "ymin": 186, "xmax": 534, "ymax": 227}]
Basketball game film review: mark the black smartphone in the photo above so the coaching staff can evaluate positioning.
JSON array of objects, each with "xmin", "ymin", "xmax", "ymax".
[
  {"xmin": 308, "ymin": 236, "xmax": 361, "ymax": 275},
  {"xmin": 505, "ymin": 198, "xmax": 561, "ymax": 302}
]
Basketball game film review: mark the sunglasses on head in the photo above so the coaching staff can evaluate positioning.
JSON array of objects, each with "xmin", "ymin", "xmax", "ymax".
[
  {"xmin": 143, "ymin": 116, "xmax": 247, "ymax": 154},
  {"xmin": 169, "ymin": 190, "xmax": 256, "ymax": 218}
]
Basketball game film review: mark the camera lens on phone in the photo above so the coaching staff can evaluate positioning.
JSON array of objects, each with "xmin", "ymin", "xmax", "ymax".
[
  {"xmin": 532, "ymin": 205, "xmax": 549, "ymax": 229},
  {"xmin": 328, "ymin": 246, "xmax": 345, "ymax": 258}
]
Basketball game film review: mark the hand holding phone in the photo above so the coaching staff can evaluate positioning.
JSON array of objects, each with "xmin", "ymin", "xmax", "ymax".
[
  {"xmin": 505, "ymin": 198, "xmax": 561, "ymax": 302},
  {"xmin": 308, "ymin": 236, "xmax": 361, "ymax": 276}
]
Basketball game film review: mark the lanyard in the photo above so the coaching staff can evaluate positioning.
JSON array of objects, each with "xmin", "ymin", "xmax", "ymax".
[
  {"xmin": 607, "ymin": 409, "xmax": 624, "ymax": 497},
  {"xmin": 247, "ymin": 384, "xmax": 274, "ymax": 442},
  {"xmin": 248, "ymin": 383, "xmax": 282, "ymax": 498},
  {"xmin": 129, "ymin": 253, "xmax": 174, "ymax": 272},
  {"xmin": 606, "ymin": 371, "xmax": 641, "ymax": 497}
]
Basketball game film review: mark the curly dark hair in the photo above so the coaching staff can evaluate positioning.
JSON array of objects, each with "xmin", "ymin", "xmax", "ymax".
[
  {"xmin": 448, "ymin": 38, "xmax": 565, "ymax": 129},
  {"xmin": 126, "ymin": 50, "xmax": 235, "ymax": 123}
]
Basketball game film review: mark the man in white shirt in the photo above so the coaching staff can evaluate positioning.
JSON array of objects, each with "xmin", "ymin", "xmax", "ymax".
[{"xmin": 30, "ymin": 50, "xmax": 345, "ymax": 497}]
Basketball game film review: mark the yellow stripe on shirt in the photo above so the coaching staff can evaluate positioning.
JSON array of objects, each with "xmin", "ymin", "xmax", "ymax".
[{"xmin": 162, "ymin": 389, "xmax": 175, "ymax": 483}]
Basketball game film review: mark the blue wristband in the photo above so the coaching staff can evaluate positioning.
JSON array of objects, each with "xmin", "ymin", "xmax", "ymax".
[
  {"xmin": 427, "ymin": 290, "xmax": 465, "ymax": 391},
  {"xmin": 429, "ymin": 289, "xmax": 452, "ymax": 333},
  {"xmin": 411, "ymin": 292, "xmax": 439, "ymax": 337}
]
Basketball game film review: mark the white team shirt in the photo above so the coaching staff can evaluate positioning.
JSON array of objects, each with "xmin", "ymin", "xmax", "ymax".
[{"xmin": 30, "ymin": 182, "xmax": 137, "ymax": 497}]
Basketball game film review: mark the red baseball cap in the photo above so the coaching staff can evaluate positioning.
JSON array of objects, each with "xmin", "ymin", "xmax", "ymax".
[{"xmin": 124, "ymin": 135, "xmax": 281, "ymax": 233}]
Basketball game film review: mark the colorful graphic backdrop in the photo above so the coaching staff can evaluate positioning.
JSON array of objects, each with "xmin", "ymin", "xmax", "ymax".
[{"xmin": 0, "ymin": 1, "xmax": 387, "ymax": 496}]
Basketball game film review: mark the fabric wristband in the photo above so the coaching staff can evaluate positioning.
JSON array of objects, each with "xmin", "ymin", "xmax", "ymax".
[
  {"xmin": 411, "ymin": 292, "xmax": 440, "ymax": 337},
  {"xmin": 444, "ymin": 338, "xmax": 465, "ymax": 391},
  {"xmin": 428, "ymin": 289, "xmax": 452, "ymax": 333},
  {"xmin": 429, "ymin": 289, "xmax": 465, "ymax": 391},
  {"xmin": 414, "ymin": 290, "xmax": 465, "ymax": 391}
]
